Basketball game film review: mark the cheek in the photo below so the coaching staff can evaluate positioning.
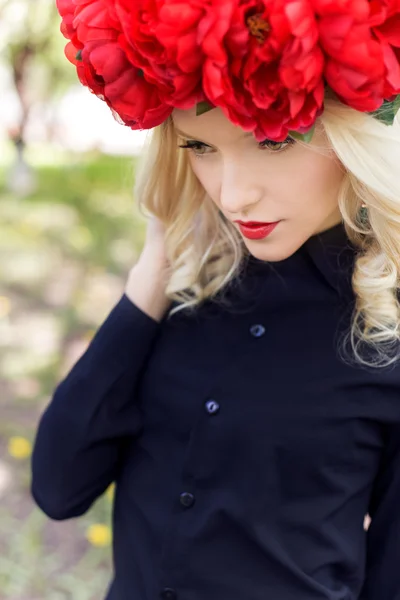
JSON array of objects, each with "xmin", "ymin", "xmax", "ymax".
[
  {"xmin": 189, "ymin": 158, "xmax": 220, "ymax": 202},
  {"xmin": 309, "ymin": 158, "xmax": 344, "ymax": 202},
  {"xmin": 287, "ymin": 154, "xmax": 344, "ymax": 205}
]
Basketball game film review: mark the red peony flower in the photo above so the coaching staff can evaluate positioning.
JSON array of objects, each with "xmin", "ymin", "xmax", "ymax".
[
  {"xmin": 56, "ymin": 0, "xmax": 172, "ymax": 129},
  {"xmin": 312, "ymin": 0, "xmax": 386, "ymax": 112},
  {"xmin": 369, "ymin": 0, "xmax": 400, "ymax": 98},
  {"xmin": 56, "ymin": 0, "xmax": 81, "ymax": 50},
  {"xmin": 201, "ymin": 0, "xmax": 325, "ymax": 141},
  {"xmin": 114, "ymin": 0, "xmax": 207, "ymax": 109},
  {"xmin": 56, "ymin": 0, "xmax": 400, "ymax": 140},
  {"xmin": 200, "ymin": 0, "xmax": 256, "ymax": 131}
]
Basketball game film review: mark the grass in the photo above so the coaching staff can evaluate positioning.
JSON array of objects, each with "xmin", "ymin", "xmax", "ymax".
[{"xmin": 0, "ymin": 150, "xmax": 146, "ymax": 599}]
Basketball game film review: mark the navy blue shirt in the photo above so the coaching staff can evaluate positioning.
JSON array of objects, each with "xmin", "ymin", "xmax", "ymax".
[{"xmin": 31, "ymin": 222, "xmax": 400, "ymax": 600}]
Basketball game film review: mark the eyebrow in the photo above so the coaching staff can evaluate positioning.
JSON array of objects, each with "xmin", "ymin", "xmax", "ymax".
[{"xmin": 173, "ymin": 126, "xmax": 254, "ymax": 142}]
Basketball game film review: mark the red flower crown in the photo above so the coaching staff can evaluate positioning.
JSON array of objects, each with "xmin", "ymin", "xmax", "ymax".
[{"xmin": 56, "ymin": 0, "xmax": 400, "ymax": 143}]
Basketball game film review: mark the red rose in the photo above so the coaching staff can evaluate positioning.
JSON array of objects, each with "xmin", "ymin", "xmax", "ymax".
[
  {"xmin": 201, "ymin": 0, "xmax": 324, "ymax": 141},
  {"xmin": 369, "ymin": 0, "xmax": 400, "ymax": 98},
  {"xmin": 312, "ymin": 0, "xmax": 386, "ymax": 111},
  {"xmin": 56, "ymin": 0, "xmax": 172, "ymax": 129}
]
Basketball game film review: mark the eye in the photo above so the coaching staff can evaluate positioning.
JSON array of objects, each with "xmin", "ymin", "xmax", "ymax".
[
  {"xmin": 178, "ymin": 140, "xmax": 211, "ymax": 157},
  {"xmin": 178, "ymin": 136, "xmax": 296, "ymax": 158},
  {"xmin": 259, "ymin": 137, "xmax": 295, "ymax": 152}
]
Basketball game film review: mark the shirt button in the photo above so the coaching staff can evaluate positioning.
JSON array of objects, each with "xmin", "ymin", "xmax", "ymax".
[
  {"xmin": 160, "ymin": 588, "xmax": 177, "ymax": 600},
  {"xmin": 250, "ymin": 323, "xmax": 265, "ymax": 337},
  {"xmin": 180, "ymin": 492, "xmax": 195, "ymax": 508},
  {"xmin": 205, "ymin": 399, "xmax": 220, "ymax": 414}
]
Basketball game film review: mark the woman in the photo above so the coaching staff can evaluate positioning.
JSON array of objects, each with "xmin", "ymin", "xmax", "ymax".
[{"xmin": 31, "ymin": 1, "xmax": 400, "ymax": 599}]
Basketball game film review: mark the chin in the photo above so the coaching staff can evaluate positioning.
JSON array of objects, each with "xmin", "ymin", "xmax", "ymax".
[{"xmin": 245, "ymin": 241, "xmax": 298, "ymax": 263}]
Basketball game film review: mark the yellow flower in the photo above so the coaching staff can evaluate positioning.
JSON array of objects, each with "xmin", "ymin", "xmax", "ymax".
[
  {"xmin": 0, "ymin": 296, "xmax": 11, "ymax": 318},
  {"xmin": 106, "ymin": 482, "xmax": 116, "ymax": 502},
  {"xmin": 86, "ymin": 523, "xmax": 112, "ymax": 547},
  {"xmin": 8, "ymin": 436, "xmax": 32, "ymax": 459}
]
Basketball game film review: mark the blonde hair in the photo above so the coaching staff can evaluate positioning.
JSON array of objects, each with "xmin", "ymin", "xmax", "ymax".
[{"xmin": 133, "ymin": 96, "xmax": 400, "ymax": 370}]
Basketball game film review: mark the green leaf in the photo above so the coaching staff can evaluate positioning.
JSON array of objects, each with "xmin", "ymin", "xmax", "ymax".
[
  {"xmin": 393, "ymin": 95, "xmax": 400, "ymax": 115},
  {"xmin": 196, "ymin": 101, "xmax": 214, "ymax": 117},
  {"xmin": 288, "ymin": 123, "xmax": 315, "ymax": 144},
  {"xmin": 75, "ymin": 49, "xmax": 82, "ymax": 62},
  {"xmin": 373, "ymin": 111, "xmax": 393, "ymax": 126},
  {"xmin": 372, "ymin": 99, "xmax": 398, "ymax": 126}
]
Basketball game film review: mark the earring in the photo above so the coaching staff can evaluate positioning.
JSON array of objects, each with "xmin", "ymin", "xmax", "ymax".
[{"xmin": 359, "ymin": 203, "xmax": 368, "ymax": 224}]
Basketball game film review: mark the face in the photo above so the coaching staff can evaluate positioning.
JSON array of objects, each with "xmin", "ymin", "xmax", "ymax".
[{"xmin": 172, "ymin": 106, "xmax": 345, "ymax": 262}]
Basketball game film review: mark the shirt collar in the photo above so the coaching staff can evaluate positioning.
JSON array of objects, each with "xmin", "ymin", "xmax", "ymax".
[
  {"xmin": 244, "ymin": 221, "xmax": 357, "ymax": 298},
  {"xmin": 302, "ymin": 221, "xmax": 357, "ymax": 297}
]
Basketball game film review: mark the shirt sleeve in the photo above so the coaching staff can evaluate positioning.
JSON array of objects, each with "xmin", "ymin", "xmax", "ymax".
[
  {"xmin": 359, "ymin": 422, "xmax": 400, "ymax": 600},
  {"xmin": 30, "ymin": 293, "xmax": 161, "ymax": 521}
]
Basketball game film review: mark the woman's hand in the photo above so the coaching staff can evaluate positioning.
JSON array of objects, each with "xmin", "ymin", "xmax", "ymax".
[{"xmin": 124, "ymin": 216, "xmax": 172, "ymax": 322}]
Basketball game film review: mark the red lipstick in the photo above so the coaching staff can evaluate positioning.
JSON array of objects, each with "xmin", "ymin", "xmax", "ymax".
[{"xmin": 234, "ymin": 220, "xmax": 280, "ymax": 240}]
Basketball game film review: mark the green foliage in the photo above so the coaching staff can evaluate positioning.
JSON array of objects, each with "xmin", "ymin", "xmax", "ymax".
[
  {"xmin": 288, "ymin": 124, "xmax": 316, "ymax": 144},
  {"xmin": 372, "ymin": 96, "xmax": 400, "ymax": 126},
  {"xmin": 196, "ymin": 101, "xmax": 214, "ymax": 116},
  {"xmin": 0, "ymin": 152, "xmax": 146, "ymax": 599},
  {"xmin": 0, "ymin": 0, "xmax": 78, "ymax": 128}
]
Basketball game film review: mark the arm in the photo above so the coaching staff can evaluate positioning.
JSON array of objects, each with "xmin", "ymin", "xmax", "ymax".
[
  {"xmin": 359, "ymin": 422, "xmax": 400, "ymax": 600},
  {"xmin": 30, "ymin": 293, "xmax": 161, "ymax": 520}
]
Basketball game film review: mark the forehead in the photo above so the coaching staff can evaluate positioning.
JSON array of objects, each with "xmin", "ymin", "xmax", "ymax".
[
  {"xmin": 171, "ymin": 107, "xmax": 330, "ymax": 152},
  {"xmin": 172, "ymin": 106, "xmax": 251, "ymax": 142}
]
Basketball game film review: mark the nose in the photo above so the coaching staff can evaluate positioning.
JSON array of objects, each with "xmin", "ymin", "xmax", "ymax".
[{"xmin": 219, "ymin": 160, "xmax": 263, "ymax": 215}]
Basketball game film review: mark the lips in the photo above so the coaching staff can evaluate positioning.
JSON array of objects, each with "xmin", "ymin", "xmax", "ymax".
[
  {"xmin": 236, "ymin": 221, "xmax": 274, "ymax": 227},
  {"xmin": 236, "ymin": 221, "xmax": 280, "ymax": 240}
]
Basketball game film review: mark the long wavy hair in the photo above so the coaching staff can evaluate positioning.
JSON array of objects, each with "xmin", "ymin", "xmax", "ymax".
[{"xmin": 133, "ymin": 95, "xmax": 400, "ymax": 370}]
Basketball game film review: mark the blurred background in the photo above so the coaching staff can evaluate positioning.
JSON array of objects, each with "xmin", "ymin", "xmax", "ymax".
[
  {"xmin": 0, "ymin": 2, "xmax": 374, "ymax": 599},
  {"xmin": 0, "ymin": 1, "xmax": 150, "ymax": 597}
]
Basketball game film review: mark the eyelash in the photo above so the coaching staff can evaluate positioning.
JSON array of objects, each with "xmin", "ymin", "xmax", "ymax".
[{"xmin": 178, "ymin": 137, "xmax": 295, "ymax": 158}]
